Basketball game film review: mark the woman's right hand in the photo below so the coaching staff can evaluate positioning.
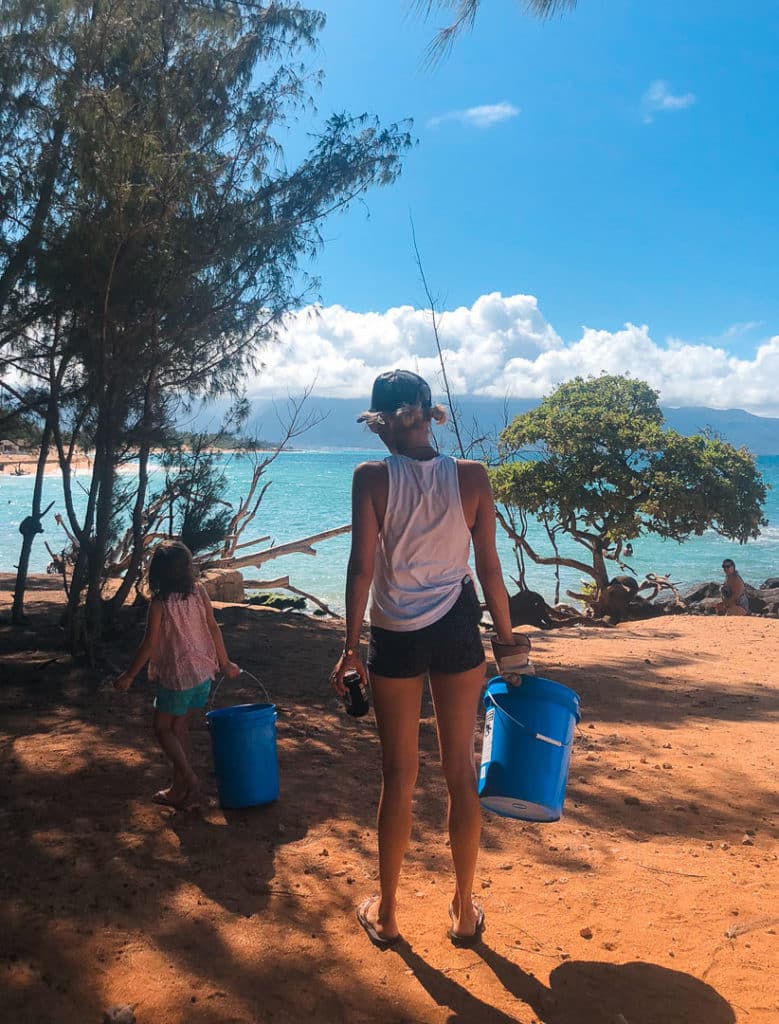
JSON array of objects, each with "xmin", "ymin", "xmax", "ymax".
[
  {"xmin": 329, "ymin": 649, "xmax": 367, "ymax": 698},
  {"xmin": 491, "ymin": 635, "xmax": 534, "ymax": 684}
]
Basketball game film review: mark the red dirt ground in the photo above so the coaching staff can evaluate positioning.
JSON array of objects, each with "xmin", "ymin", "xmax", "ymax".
[{"xmin": 1, "ymin": 579, "xmax": 777, "ymax": 1023}]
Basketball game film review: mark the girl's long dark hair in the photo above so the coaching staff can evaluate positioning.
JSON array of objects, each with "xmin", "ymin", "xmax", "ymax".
[{"xmin": 148, "ymin": 541, "xmax": 196, "ymax": 600}]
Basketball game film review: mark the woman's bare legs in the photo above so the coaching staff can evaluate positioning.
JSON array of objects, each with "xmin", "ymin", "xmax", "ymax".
[
  {"xmin": 429, "ymin": 662, "xmax": 485, "ymax": 937},
  {"xmin": 365, "ymin": 672, "xmax": 425, "ymax": 941}
]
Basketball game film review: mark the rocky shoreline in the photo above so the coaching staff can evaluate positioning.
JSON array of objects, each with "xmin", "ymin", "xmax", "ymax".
[{"xmin": 655, "ymin": 577, "xmax": 779, "ymax": 617}]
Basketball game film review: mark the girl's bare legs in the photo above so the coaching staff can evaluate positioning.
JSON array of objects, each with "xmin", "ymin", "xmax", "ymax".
[
  {"xmin": 365, "ymin": 672, "xmax": 425, "ymax": 941},
  {"xmin": 429, "ymin": 663, "xmax": 485, "ymax": 937},
  {"xmin": 173, "ymin": 710, "xmax": 200, "ymax": 797},
  {"xmin": 153, "ymin": 710, "xmax": 197, "ymax": 801}
]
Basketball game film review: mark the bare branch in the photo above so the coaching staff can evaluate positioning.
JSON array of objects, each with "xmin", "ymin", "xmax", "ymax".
[
  {"xmin": 410, "ymin": 215, "xmax": 466, "ymax": 457},
  {"xmin": 496, "ymin": 508, "xmax": 593, "ymax": 578},
  {"xmin": 217, "ymin": 524, "xmax": 351, "ymax": 571}
]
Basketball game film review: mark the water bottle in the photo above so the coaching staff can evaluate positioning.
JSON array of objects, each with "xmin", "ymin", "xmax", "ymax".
[{"xmin": 343, "ymin": 670, "xmax": 370, "ymax": 718}]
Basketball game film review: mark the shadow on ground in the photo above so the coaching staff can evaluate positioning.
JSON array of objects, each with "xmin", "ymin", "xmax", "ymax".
[
  {"xmin": 0, "ymin": 597, "xmax": 770, "ymax": 1022},
  {"xmin": 397, "ymin": 940, "xmax": 736, "ymax": 1024}
]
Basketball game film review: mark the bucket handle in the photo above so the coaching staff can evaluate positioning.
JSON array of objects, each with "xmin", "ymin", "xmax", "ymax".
[
  {"xmin": 485, "ymin": 691, "xmax": 574, "ymax": 749},
  {"xmin": 209, "ymin": 668, "xmax": 272, "ymax": 709}
]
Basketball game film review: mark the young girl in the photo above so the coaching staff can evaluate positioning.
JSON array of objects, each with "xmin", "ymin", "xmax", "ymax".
[{"xmin": 115, "ymin": 541, "xmax": 240, "ymax": 808}]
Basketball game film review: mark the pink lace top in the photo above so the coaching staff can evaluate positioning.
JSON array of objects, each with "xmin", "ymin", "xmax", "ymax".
[{"xmin": 147, "ymin": 585, "xmax": 219, "ymax": 691}]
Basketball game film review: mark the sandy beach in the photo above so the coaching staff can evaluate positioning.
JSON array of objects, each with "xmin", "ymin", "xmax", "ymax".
[
  {"xmin": 0, "ymin": 579, "xmax": 777, "ymax": 1023},
  {"xmin": 0, "ymin": 452, "xmax": 94, "ymax": 477}
]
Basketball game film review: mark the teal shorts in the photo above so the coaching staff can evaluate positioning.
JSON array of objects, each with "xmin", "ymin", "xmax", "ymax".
[{"xmin": 153, "ymin": 678, "xmax": 211, "ymax": 716}]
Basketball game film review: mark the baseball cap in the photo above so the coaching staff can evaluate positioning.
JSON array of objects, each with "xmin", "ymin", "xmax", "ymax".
[{"xmin": 357, "ymin": 370, "xmax": 432, "ymax": 422}]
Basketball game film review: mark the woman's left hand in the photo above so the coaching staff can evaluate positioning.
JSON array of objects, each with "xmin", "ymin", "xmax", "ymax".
[{"xmin": 329, "ymin": 650, "xmax": 367, "ymax": 698}]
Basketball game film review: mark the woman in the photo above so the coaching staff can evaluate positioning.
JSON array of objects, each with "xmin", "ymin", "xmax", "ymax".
[
  {"xmin": 717, "ymin": 559, "xmax": 749, "ymax": 615},
  {"xmin": 329, "ymin": 369, "xmax": 528, "ymax": 948}
]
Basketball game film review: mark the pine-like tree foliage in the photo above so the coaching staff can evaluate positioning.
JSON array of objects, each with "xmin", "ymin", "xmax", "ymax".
[
  {"xmin": 0, "ymin": 1, "xmax": 412, "ymax": 632},
  {"xmin": 415, "ymin": 0, "xmax": 577, "ymax": 63}
]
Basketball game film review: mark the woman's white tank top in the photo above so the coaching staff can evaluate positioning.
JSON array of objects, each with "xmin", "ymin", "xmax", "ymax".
[{"xmin": 369, "ymin": 454, "xmax": 473, "ymax": 631}]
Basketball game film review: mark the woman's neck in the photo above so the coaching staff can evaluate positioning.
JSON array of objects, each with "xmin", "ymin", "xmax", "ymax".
[{"xmin": 392, "ymin": 437, "xmax": 437, "ymax": 459}]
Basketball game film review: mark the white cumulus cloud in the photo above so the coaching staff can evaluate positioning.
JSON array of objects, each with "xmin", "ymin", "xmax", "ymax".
[
  {"xmin": 428, "ymin": 101, "xmax": 520, "ymax": 129},
  {"xmin": 248, "ymin": 293, "xmax": 779, "ymax": 417},
  {"xmin": 643, "ymin": 79, "xmax": 696, "ymax": 122}
]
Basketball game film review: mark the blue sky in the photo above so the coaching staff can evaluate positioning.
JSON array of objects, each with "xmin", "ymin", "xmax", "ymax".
[{"xmin": 258, "ymin": 1, "xmax": 779, "ymax": 415}]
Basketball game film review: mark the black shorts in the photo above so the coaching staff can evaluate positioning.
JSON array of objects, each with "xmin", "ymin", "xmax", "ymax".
[{"xmin": 368, "ymin": 578, "xmax": 486, "ymax": 678}]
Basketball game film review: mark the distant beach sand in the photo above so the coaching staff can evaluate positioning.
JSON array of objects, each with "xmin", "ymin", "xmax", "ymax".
[
  {"xmin": 1, "ymin": 577, "xmax": 776, "ymax": 1023},
  {"xmin": 0, "ymin": 451, "xmax": 93, "ymax": 477},
  {"xmin": 0, "ymin": 446, "xmax": 267, "ymax": 477}
]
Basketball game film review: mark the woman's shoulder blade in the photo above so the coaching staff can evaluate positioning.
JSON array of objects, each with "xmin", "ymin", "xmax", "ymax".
[
  {"xmin": 354, "ymin": 459, "xmax": 387, "ymax": 476},
  {"xmin": 456, "ymin": 459, "xmax": 489, "ymax": 483}
]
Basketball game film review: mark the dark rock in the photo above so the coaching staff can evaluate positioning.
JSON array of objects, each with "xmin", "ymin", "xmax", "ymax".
[
  {"xmin": 761, "ymin": 577, "xmax": 779, "ymax": 590},
  {"xmin": 508, "ymin": 590, "xmax": 553, "ymax": 629},
  {"xmin": 751, "ymin": 587, "xmax": 779, "ymax": 614},
  {"xmin": 680, "ymin": 581, "xmax": 721, "ymax": 604},
  {"xmin": 603, "ymin": 582, "xmax": 633, "ymax": 624},
  {"xmin": 610, "ymin": 575, "xmax": 639, "ymax": 595}
]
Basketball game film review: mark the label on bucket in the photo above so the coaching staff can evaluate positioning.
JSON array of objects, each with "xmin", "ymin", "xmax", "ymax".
[{"xmin": 480, "ymin": 708, "xmax": 495, "ymax": 772}]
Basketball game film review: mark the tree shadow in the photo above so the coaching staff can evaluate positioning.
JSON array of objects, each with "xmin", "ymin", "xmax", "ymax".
[{"xmin": 0, "ymin": 597, "xmax": 773, "ymax": 1021}]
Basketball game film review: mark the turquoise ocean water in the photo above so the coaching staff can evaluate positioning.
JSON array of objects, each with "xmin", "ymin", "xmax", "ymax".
[{"xmin": 1, "ymin": 451, "xmax": 777, "ymax": 613}]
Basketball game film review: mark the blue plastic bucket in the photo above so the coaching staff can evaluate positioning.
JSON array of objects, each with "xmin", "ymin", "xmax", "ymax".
[
  {"xmin": 478, "ymin": 676, "xmax": 580, "ymax": 822},
  {"xmin": 206, "ymin": 702, "xmax": 279, "ymax": 809}
]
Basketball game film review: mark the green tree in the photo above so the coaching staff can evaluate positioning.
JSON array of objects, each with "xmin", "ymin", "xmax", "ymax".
[
  {"xmin": 491, "ymin": 375, "xmax": 768, "ymax": 612},
  {"xmin": 416, "ymin": 1, "xmax": 577, "ymax": 62},
  {"xmin": 1, "ymin": 1, "xmax": 411, "ymax": 639}
]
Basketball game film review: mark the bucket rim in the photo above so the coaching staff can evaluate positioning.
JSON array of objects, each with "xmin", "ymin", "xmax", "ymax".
[
  {"xmin": 484, "ymin": 675, "xmax": 581, "ymax": 721},
  {"xmin": 206, "ymin": 701, "xmax": 276, "ymax": 719}
]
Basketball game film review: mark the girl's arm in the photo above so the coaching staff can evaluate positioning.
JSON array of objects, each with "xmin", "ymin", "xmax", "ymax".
[
  {"xmin": 200, "ymin": 585, "xmax": 241, "ymax": 678},
  {"xmin": 114, "ymin": 600, "xmax": 163, "ymax": 690},
  {"xmin": 330, "ymin": 463, "xmax": 382, "ymax": 696},
  {"xmin": 469, "ymin": 464, "xmax": 516, "ymax": 644}
]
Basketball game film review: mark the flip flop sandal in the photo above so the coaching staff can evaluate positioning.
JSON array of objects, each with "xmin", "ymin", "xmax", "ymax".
[
  {"xmin": 356, "ymin": 896, "xmax": 401, "ymax": 949},
  {"xmin": 447, "ymin": 901, "xmax": 485, "ymax": 948},
  {"xmin": 180, "ymin": 786, "xmax": 203, "ymax": 810},
  {"xmin": 152, "ymin": 790, "xmax": 185, "ymax": 808}
]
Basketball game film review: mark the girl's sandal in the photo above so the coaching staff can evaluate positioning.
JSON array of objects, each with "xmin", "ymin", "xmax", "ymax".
[
  {"xmin": 152, "ymin": 789, "xmax": 184, "ymax": 808},
  {"xmin": 180, "ymin": 785, "xmax": 203, "ymax": 810}
]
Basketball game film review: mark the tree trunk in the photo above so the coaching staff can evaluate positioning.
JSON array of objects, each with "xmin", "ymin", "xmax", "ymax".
[
  {"xmin": 11, "ymin": 419, "xmax": 53, "ymax": 624},
  {"xmin": 591, "ymin": 547, "xmax": 610, "ymax": 614},
  {"xmin": 110, "ymin": 440, "xmax": 151, "ymax": 613},
  {"xmin": 85, "ymin": 437, "xmax": 116, "ymax": 635}
]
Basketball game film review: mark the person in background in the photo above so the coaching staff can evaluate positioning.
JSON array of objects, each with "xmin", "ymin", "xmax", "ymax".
[
  {"xmin": 717, "ymin": 559, "xmax": 749, "ymax": 616},
  {"xmin": 114, "ymin": 541, "xmax": 240, "ymax": 807},
  {"xmin": 330, "ymin": 370, "xmax": 529, "ymax": 948}
]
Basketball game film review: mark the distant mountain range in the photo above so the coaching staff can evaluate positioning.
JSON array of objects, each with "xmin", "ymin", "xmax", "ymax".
[{"xmin": 192, "ymin": 397, "xmax": 779, "ymax": 455}]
